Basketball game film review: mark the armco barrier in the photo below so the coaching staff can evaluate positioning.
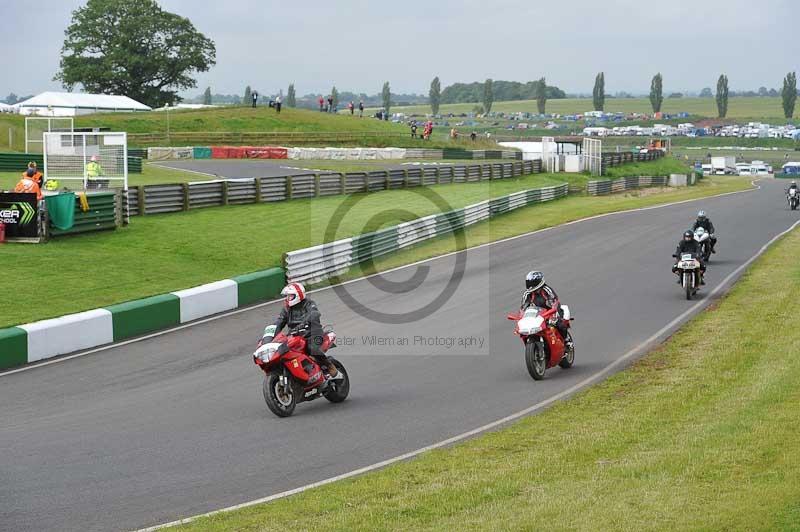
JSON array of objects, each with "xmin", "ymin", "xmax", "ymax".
[
  {"xmin": 587, "ymin": 175, "xmax": 671, "ymax": 196},
  {"xmin": 0, "ymin": 152, "xmax": 142, "ymax": 173},
  {"xmin": 131, "ymin": 160, "xmax": 542, "ymax": 216},
  {"xmin": 0, "ymin": 267, "xmax": 285, "ymax": 371},
  {"xmin": 284, "ymin": 183, "xmax": 569, "ymax": 283}
]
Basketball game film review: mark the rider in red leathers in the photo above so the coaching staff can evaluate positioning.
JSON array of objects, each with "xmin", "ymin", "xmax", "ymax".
[{"xmin": 520, "ymin": 271, "xmax": 571, "ymax": 347}]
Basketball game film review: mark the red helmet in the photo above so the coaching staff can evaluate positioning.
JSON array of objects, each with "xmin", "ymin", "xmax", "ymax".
[{"xmin": 281, "ymin": 282, "xmax": 306, "ymax": 307}]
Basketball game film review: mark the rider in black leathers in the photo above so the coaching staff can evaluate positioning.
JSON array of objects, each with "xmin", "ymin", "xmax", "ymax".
[
  {"xmin": 520, "ymin": 271, "xmax": 571, "ymax": 346},
  {"xmin": 264, "ymin": 283, "xmax": 341, "ymax": 380},
  {"xmin": 692, "ymin": 210, "xmax": 716, "ymax": 253},
  {"xmin": 673, "ymin": 230, "xmax": 706, "ymax": 284}
]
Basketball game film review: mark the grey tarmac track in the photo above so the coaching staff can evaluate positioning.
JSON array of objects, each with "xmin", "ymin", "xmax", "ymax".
[
  {"xmin": 1, "ymin": 179, "xmax": 797, "ymax": 532},
  {"xmin": 152, "ymin": 159, "xmax": 466, "ymax": 179}
]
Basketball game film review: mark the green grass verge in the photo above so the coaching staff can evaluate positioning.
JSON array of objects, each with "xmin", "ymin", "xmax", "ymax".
[
  {"xmin": 603, "ymin": 156, "xmax": 690, "ymax": 178},
  {"xmin": 0, "ymin": 171, "xmax": 568, "ymax": 327},
  {"xmin": 172, "ymin": 207, "xmax": 800, "ymax": 532}
]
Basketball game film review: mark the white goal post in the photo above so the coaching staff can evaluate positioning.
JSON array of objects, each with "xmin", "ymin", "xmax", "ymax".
[
  {"xmin": 541, "ymin": 136, "xmax": 558, "ymax": 173},
  {"xmin": 44, "ymin": 131, "xmax": 128, "ymax": 190},
  {"xmin": 25, "ymin": 117, "xmax": 74, "ymax": 153},
  {"xmin": 582, "ymin": 138, "xmax": 602, "ymax": 176}
]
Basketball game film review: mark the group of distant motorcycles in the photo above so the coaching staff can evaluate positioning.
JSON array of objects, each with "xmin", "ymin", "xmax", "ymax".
[{"xmin": 250, "ymin": 184, "xmax": 800, "ymax": 417}]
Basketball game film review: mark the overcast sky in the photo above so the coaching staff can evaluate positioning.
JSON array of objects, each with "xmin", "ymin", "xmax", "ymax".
[{"xmin": 2, "ymin": 0, "xmax": 798, "ymax": 98}]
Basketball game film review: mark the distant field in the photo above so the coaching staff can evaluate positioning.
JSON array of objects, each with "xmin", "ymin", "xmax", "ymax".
[{"xmin": 394, "ymin": 97, "xmax": 796, "ymax": 121}]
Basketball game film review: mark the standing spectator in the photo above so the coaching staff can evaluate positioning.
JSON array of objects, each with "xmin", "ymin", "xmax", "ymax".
[
  {"xmin": 327, "ymin": 95, "xmax": 334, "ymax": 113},
  {"xmin": 358, "ymin": 100, "xmax": 364, "ymax": 118},
  {"xmin": 252, "ymin": 90, "xmax": 259, "ymax": 108},
  {"xmin": 319, "ymin": 96, "xmax": 325, "ymax": 112},
  {"xmin": 24, "ymin": 162, "xmax": 43, "ymax": 188},
  {"xmin": 275, "ymin": 95, "xmax": 282, "ymax": 113},
  {"xmin": 470, "ymin": 131, "xmax": 477, "ymax": 141},
  {"xmin": 410, "ymin": 120, "xmax": 418, "ymax": 138},
  {"xmin": 348, "ymin": 101, "xmax": 354, "ymax": 115}
]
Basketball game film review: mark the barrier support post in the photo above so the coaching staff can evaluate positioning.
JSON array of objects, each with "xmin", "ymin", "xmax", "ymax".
[
  {"xmin": 254, "ymin": 177, "xmax": 262, "ymax": 203},
  {"xmin": 138, "ymin": 185, "xmax": 145, "ymax": 216},
  {"xmin": 286, "ymin": 176, "xmax": 293, "ymax": 200},
  {"xmin": 222, "ymin": 180, "xmax": 229, "ymax": 205},
  {"xmin": 314, "ymin": 174, "xmax": 321, "ymax": 197},
  {"xmin": 182, "ymin": 183, "xmax": 189, "ymax": 211},
  {"xmin": 403, "ymin": 169, "xmax": 409, "ymax": 188},
  {"xmin": 384, "ymin": 170, "xmax": 390, "ymax": 191},
  {"xmin": 340, "ymin": 173, "xmax": 346, "ymax": 195}
]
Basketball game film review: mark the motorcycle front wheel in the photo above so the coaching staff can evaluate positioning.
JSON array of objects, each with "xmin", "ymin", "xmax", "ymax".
[
  {"xmin": 323, "ymin": 359, "xmax": 350, "ymax": 403},
  {"xmin": 264, "ymin": 373, "xmax": 297, "ymax": 417},
  {"xmin": 684, "ymin": 272, "xmax": 694, "ymax": 300},
  {"xmin": 525, "ymin": 339, "xmax": 547, "ymax": 380}
]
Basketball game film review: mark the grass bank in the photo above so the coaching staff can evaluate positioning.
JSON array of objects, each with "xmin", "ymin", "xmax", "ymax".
[
  {"xmin": 174, "ymin": 217, "xmax": 800, "ymax": 532},
  {"xmin": 0, "ymin": 174, "xmax": 749, "ymax": 328}
]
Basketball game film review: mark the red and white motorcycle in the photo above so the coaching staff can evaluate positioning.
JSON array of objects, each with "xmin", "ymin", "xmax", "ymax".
[{"xmin": 507, "ymin": 305, "xmax": 575, "ymax": 380}]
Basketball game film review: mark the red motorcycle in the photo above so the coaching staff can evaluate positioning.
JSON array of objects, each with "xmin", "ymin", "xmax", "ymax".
[
  {"xmin": 507, "ymin": 304, "xmax": 575, "ymax": 380},
  {"xmin": 253, "ymin": 324, "xmax": 349, "ymax": 417}
]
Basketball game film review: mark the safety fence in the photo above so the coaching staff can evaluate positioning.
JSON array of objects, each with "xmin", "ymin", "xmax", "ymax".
[
  {"xmin": 0, "ymin": 152, "xmax": 142, "ymax": 173},
  {"xmin": 600, "ymin": 150, "xmax": 664, "ymax": 171},
  {"xmin": 284, "ymin": 183, "xmax": 569, "ymax": 283},
  {"xmin": 125, "ymin": 160, "xmax": 542, "ymax": 216},
  {"xmin": 129, "ymin": 131, "xmax": 409, "ymax": 146},
  {"xmin": 144, "ymin": 146, "xmax": 523, "ymax": 162}
]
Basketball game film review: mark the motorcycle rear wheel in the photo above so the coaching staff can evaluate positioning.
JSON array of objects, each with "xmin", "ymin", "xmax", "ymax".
[
  {"xmin": 525, "ymin": 339, "xmax": 546, "ymax": 380},
  {"xmin": 323, "ymin": 359, "xmax": 350, "ymax": 403},
  {"xmin": 264, "ymin": 373, "xmax": 297, "ymax": 417}
]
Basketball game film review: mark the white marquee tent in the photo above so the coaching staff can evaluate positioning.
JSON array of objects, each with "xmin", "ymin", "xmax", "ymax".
[{"xmin": 15, "ymin": 91, "xmax": 151, "ymax": 116}]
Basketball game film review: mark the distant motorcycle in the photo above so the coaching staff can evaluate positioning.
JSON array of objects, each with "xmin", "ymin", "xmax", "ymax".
[
  {"xmin": 787, "ymin": 188, "xmax": 799, "ymax": 211},
  {"xmin": 507, "ymin": 305, "xmax": 574, "ymax": 380},
  {"xmin": 694, "ymin": 227, "xmax": 712, "ymax": 262},
  {"xmin": 253, "ymin": 324, "xmax": 349, "ymax": 417},
  {"xmin": 674, "ymin": 252, "xmax": 702, "ymax": 300}
]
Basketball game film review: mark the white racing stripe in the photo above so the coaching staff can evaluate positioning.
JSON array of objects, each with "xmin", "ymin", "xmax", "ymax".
[
  {"xmin": 132, "ymin": 183, "xmax": 798, "ymax": 532},
  {"xmin": 0, "ymin": 178, "xmax": 765, "ymax": 379}
]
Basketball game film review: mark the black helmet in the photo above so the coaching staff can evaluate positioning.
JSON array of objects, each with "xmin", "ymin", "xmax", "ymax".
[
  {"xmin": 683, "ymin": 230, "xmax": 694, "ymax": 241},
  {"xmin": 525, "ymin": 271, "xmax": 545, "ymax": 290},
  {"xmin": 697, "ymin": 210, "xmax": 707, "ymax": 221}
]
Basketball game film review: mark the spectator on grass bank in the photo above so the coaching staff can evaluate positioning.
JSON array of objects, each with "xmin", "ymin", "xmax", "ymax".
[
  {"xmin": 319, "ymin": 96, "xmax": 325, "ymax": 112},
  {"xmin": 252, "ymin": 91, "xmax": 259, "ymax": 108},
  {"xmin": 410, "ymin": 120, "xmax": 417, "ymax": 138},
  {"xmin": 450, "ymin": 128, "xmax": 458, "ymax": 139},
  {"xmin": 470, "ymin": 131, "xmax": 477, "ymax": 141},
  {"xmin": 24, "ymin": 162, "xmax": 43, "ymax": 188},
  {"xmin": 275, "ymin": 95, "xmax": 282, "ymax": 113},
  {"xmin": 348, "ymin": 101, "xmax": 354, "ymax": 115},
  {"xmin": 327, "ymin": 96, "xmax": 334, "ymax": 113},
  {"xmin": 358, "ymin": 100, "xmax": 364, "ymax": 117}
]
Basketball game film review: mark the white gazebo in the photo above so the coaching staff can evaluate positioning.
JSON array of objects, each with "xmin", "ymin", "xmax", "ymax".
[{"xmin": 15, "ymin": 91, "xmax": 151, "ymax": 116}]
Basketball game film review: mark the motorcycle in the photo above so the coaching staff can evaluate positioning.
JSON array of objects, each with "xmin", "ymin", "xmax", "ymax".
[
  {"xmin": 787, "ymin": 188, "xmax": 799, "ymax": 211},
  {"xmin": 253, "ymin": 324, "xmax": 349, "ymax": 417},
  {"xmin": 507, "ymin": 305, "xmax": 574, "ymax": 380},
  {"xmin": 694, "ymin": 227, "xmax": 712, "ymax": 262},
  {"xmin": 674, "ymin": 252, "xmax": 702, "ymax": 300}
]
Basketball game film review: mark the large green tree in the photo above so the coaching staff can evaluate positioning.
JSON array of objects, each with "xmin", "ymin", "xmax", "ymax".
[
  {"xmin": 55, "ymin": 0, "xmax": 216, "ymax": 108},
  {"xmin": 535, "ymin": 77, "xmax": 547, "ymax": 115},
  {"xmin": 483, "ymin": 78, "xmax": 494, "ymax": 114},
  {"xmin": 382, "ymin": 81, "xmax": 391, "ymax": 114},
  {"xmin": 287, "ymin": 83, "xmax": 296, "ymax": 108},
  {"xmin": 782, "ymin": 72, "xmax": 797, "ymax": 119},
  {"xmin": 243, "ymin": 85, "xmax": 252, "ymax": 105},
  {"xmin": 649, "ymin": 73, "xmax": 663, "ymax": 113},
  {"xmin": 429, "ymin": 76, "xmax": 441, "ymax": 115},
  {"xmin": 593, "ymin": 72, "xmax": 605, "ymax": 111},
  {"xmin": 716, "ymin": 74, "xmax": 729, "ymax": 118},
  {"xmin": 202, "ymin": 87, "xmax": 212, "ymax": 105}
]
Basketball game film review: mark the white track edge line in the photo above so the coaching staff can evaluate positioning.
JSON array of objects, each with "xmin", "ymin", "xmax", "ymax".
[
  {"xmin": 135, "ymin": 216, "xmax": 800, "ymax": 532},
  {"xmin": 0, "ymin": 178, "xmax": 764, "ymax": 378}
]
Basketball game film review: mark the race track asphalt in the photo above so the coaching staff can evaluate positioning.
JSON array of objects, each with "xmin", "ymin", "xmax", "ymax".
[
  {"xmin": 153, "ymin": 159, "xmax": 462, "ymax": 179},
  {"xmin": 1, "ymin": 179, "xmax": 796, "ymax": 532}
]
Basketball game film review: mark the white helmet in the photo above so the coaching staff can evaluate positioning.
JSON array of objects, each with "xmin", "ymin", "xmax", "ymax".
[{"xmin": 281, "ymin": 283, "xmax": 306, "ymax": 307}]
